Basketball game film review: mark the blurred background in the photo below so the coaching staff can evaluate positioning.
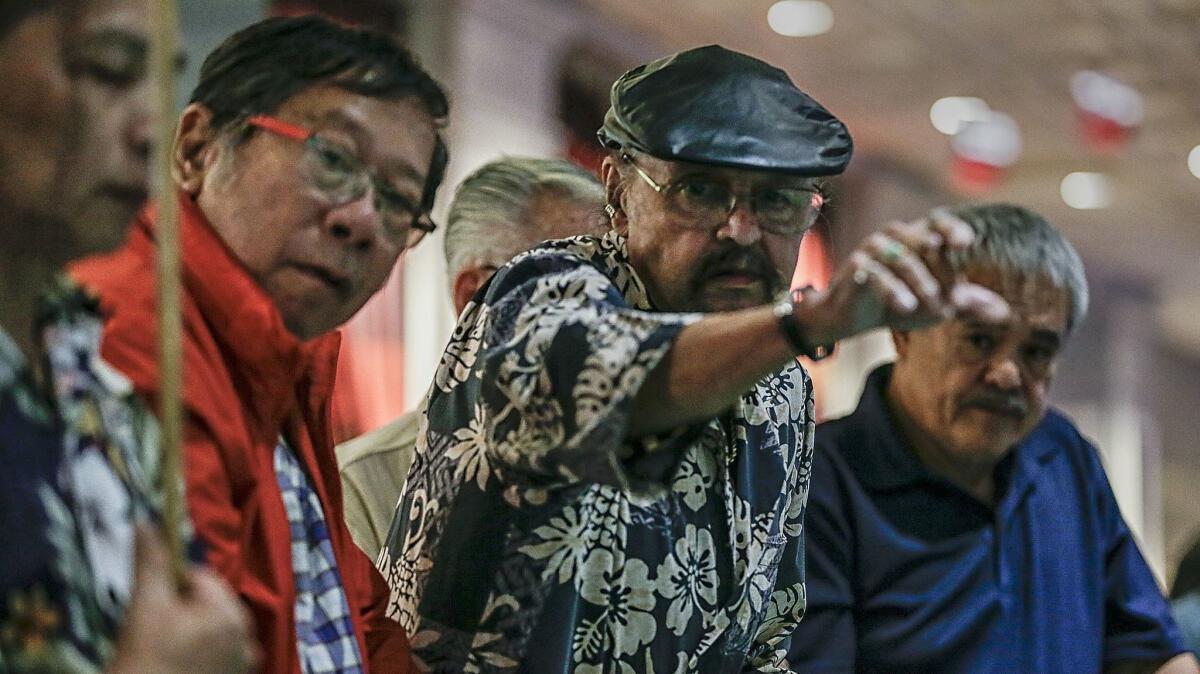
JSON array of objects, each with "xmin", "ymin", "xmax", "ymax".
[{"xmin": 180, "ymin": 0, "xmax": 1200, "ymax": 586}]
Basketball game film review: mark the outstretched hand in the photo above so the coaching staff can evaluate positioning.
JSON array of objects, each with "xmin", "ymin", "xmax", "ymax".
[{"xmin": 800, "ymin": 208, "xmax": 1010, "ymax": 345}]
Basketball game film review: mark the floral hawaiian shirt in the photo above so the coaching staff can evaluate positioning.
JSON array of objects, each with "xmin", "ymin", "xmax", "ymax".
[
  {"xmin": 0, "ymin": 278, "xmax": 166, "ymax": 673},
  {"xmin": 379, "ymin": 233, "xmax": 815, "ymax": 673}
]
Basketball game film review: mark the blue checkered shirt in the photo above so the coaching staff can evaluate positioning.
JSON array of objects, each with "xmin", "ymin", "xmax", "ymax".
[{"xmin": 274, "ymin": 437, "xmax": 365, "ymax": 674}]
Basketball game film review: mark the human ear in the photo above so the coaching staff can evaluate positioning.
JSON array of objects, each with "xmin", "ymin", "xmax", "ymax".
[
  {"xmin": 452, "ymin": 267, "xmax": 492, "ymax": 315},
  {"xmin": 172, "ymin": 103, "xmax": 220, "ymax": 196},
  {"xmin": 600, "ymin": 155, "xmax": 629, "ymax": 236}
]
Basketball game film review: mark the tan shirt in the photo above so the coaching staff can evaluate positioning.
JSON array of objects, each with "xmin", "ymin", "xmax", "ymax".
[{"xmin": 335, "ymin": 411, "xmax": 419, "ymax": 562}]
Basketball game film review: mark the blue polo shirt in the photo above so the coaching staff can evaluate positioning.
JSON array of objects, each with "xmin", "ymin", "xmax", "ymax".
[{"xmin": 790, "ymin": 365, "xmax": 1188, "ymax": 672}]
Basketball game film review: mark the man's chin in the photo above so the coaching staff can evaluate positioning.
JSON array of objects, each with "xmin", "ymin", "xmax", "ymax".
[
  {"xmin": 701, "ymin": 297, "xmax": 762, "ymax": 313},
  {"xmin": 950, "ymin": 423, "xmax": 1021, "ymax": 462},
  {"xmin": 67, "ymin": 197, "xmax": 140, "ymax": 257}
]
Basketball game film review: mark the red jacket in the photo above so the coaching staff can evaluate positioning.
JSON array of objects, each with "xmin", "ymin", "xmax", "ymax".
[{"xmin": 71, "ymin": 194, "xmax": 413, "ymax": 674}]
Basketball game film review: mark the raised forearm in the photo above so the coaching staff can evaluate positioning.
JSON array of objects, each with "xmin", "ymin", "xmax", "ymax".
[{"xmin": 629, "ymin": 304, "xmax": 796, "ymax": 437}]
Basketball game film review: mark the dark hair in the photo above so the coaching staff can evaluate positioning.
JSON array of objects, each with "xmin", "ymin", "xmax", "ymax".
[
  {"xmin": 1172, "ymin": 534, "xmax": 1200, "ymax": 600},
  {"xmin": 0, "ymin": 1, "xmax": 65, "ymax": 41},
  {"xmin": 190, "ymin": 15, "xmax": 450, "ymax": 210}
]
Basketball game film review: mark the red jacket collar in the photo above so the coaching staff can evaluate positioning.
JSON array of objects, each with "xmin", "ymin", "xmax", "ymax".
[{"xmin": 129, "ymin": 193, "xmax": 341, "ymax": 433}]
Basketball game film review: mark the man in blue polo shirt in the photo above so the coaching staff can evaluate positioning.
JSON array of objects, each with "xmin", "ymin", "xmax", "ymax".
[{"xmin": 791, "ymin": 203, "xmax": 1197, "ymax": 673}]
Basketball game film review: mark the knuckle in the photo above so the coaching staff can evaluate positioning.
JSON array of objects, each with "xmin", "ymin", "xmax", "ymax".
[{"xmin": 864, "ymin": 233, "xmax": 890, "ymax": 252}]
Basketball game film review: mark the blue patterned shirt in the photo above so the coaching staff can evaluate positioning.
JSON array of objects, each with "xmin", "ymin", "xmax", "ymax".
[
  {"xmin": 379, "ymin": 233, "xmax": 815, "ymax": 673},
  {"xmin": 274, "ymin": 437, "xmax": 365, "ymax": 674},
  {"xmin": 0, "ymin": 279, "xmax": 167, "ymax": 673}
]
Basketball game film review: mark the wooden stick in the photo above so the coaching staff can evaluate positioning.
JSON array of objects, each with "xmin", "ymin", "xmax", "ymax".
[{"xmin": 148, "ymin": 0, "xmax": 186, "ymax": 588}]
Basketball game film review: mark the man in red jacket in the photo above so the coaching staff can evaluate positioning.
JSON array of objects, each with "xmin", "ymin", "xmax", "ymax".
[{"xmin": 73, "ymin": 15, "xmax": 448, "ymax": 674}]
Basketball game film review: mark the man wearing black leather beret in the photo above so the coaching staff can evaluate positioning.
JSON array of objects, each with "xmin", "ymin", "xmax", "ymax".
[{"xmin": 381, "ymin": 44, "xmax": 1009, "ymax": 672}]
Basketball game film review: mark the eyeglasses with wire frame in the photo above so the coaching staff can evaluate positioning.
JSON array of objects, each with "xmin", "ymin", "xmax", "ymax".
[
  {"xmin": 621, "ymin": 152, "xmax": 824, "ymax": 236},
  {"xmin": 247, "ymin": 114, "xmax": 436, "ymax": 250}
]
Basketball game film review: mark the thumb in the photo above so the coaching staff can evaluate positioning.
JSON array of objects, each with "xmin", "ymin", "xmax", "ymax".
[{"xmin": 950, "ymin": 282, "xmax": 1011, "ymax": 324}]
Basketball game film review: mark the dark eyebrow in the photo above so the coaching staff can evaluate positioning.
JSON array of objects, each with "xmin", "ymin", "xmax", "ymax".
[
  {"xmin": 312, "ymin": 108, "xmax": 426, "ymax": 187},
  {"xmin": 962, "ymin": 319, "xmax": 1005, "ymax": 333},
  {"xmin": 77, "ymin": 30, "xmax": 187, "ymax": 73},
  {"xmin": 1028, "ymin": 328, "xmax": 1062, "ymax": 348}
]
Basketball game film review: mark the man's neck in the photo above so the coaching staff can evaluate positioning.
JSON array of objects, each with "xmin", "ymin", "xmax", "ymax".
[
  {"xmin": 885, "ymin": 378, "xmax": 999, "ymax": 506},
  {"xmin": 0, "ymin": 244, "xmax": 60, "ymax": 384}
]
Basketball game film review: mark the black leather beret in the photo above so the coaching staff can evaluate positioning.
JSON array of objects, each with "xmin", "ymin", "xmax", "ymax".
[{"xmin": 597, "ymin": 45, "xmax": 853, "ymax": 176}]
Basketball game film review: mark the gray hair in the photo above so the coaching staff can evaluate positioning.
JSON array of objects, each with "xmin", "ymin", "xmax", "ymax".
[
  {"xmin": 443, "ymin": 157, "xmax": 605, "ymax": 279},
  {"xmin": 945, "ymin": 203, "xmax": 1089, "ymax": 333}
]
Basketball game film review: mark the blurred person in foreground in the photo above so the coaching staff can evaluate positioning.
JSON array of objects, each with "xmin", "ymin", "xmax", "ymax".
[
  {"xmin": 792, "ymin": 203, "xmax": 1197, "ymax": 673},
  {"xmin": 1172, "ymin": 535, "xmax": 1200, "ymax": 652},
  {"xmin": 0, "ymin": 1, "xmax": 254, "ymax": 672},
  {"xmin": 337, "ymin": 157, "xmax": 608, "ymax": 562},
  {"xmin": 378, "ymin": 45, "xmax": 1010, "ymax": 672},
  {"xmin": 72, "ymin": 15, "xmax": 449, "ymax": 673}
]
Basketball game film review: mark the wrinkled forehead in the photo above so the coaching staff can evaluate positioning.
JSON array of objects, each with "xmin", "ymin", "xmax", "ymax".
[{"xmin": 965, "ymin": 263, "xmax": 1070, "ymax": 328}]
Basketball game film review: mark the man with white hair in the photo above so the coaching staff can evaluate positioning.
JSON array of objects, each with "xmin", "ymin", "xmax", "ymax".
[
  {"xmin": 337, "ymin": 157, "xmax": 607, "ymax": 561},
  {"xmin": 792, "ymin": 203, "xmax": 1197, "ymax": 673}
]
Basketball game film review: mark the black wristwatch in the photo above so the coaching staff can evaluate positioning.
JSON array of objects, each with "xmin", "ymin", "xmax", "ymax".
[{"xmin": 773, "ymin": 291, "xmax": 835, "ymax": 361}]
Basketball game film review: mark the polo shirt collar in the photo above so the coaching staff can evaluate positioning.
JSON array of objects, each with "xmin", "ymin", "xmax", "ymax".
[
  {"xmin": 849, "ymin": 363, "xmax": 1063, "ymax": 505},
  {"xmin": 846, "ymin": 363, "xmax": 932, "ymax": 491}
]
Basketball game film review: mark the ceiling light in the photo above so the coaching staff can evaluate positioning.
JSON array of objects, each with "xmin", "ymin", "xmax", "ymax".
[
  {"xmin": 1070, "ymin": 70, "xmax": 1144, "ymax": 128},
  {"xmin": 1060, "ymin": 172, "xmax": 1113, "ymax": 210},
  {"xmin": 1188, "ymin": 145, "xmax": 1200, "ymax": 179},
  {"xmin": 951, "ymin": 111, "xmax": 1022, "ymax": 167},
  {"xmin": 930, "ymin": 96, "xmax": 991, "ymax": 136},
  {"xmin": 768, "ymin": 0, "xmax": 834, "ymax": 37}
]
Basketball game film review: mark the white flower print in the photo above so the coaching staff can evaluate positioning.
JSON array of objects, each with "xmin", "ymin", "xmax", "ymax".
[
  {"xmin": 655, "ymin": 524, "xmax": 719, "ymax": 636},
  {"xmin": 519, "ymin": 486, "xmax": 632, "ymax": 589},
  {"xmin": 446, "ymin": 403, "xmax": 492, "ymax": 490},
  {"xmin": 68, "ymin": 449, "xmax": 134, "ymax": 616},
  {"xmin": 519, "ymin": 504, "xmax": 590, "ymax": 584},
  {"xmin": 575, "ymin": 550, "xmax": 656, "ymax": 661},
  {"xmin": 756, "ymin": 583, "xmax": 806, "ymax": 647},
  {"xmin": 435, "ymin": 303, "xmax": 487, "ymax": 393},
  {"xmin": 672, "ymin": 448, "xmax": 716, "ymax": 512},
  {"xmin": 386, "ymin": 488, "xmax": 437, "ymax": 631},
  {"xmin": 577, "ymin": 487, "xmax": 631, "ymax": 555}
]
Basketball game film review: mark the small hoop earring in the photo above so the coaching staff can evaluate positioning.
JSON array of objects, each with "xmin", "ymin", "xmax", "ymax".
[{"xmin": 604, "ymin": 203, "xmax": 617, "ymax": 219}]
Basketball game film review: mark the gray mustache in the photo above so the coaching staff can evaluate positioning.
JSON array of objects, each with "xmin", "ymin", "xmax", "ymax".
[{"xmin": 960, "ymin": 391, "xmax": 1028, "ymax": 417}]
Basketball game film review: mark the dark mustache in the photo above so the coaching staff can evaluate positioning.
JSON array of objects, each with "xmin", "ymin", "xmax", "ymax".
[
  {"xmin": 692, "ymin": 246, "xmax": 780, "ymax": 287},
  {"xmin": 960, "ymin": 390, "xmax": 1028, "ymax": 418}
]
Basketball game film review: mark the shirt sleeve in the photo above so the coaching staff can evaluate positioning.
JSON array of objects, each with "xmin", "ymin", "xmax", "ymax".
[
  {"xmin": 786, "ymin": 446, "xmax": 858, "ymax": 672},
  {"xmin": 426, "ymin": 250, "xmax": 701, "ymax": 496},
  {"xmin": 744, "ymin": 372, "xmax": 817, "ymax": 673},
  {"xmin": 1084, "ymin": 440, "xmax": 1189, "ymax": 664},
  {"xmin": 339, "ymin": 462, "xmax": 386, "ymax": 565}
]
